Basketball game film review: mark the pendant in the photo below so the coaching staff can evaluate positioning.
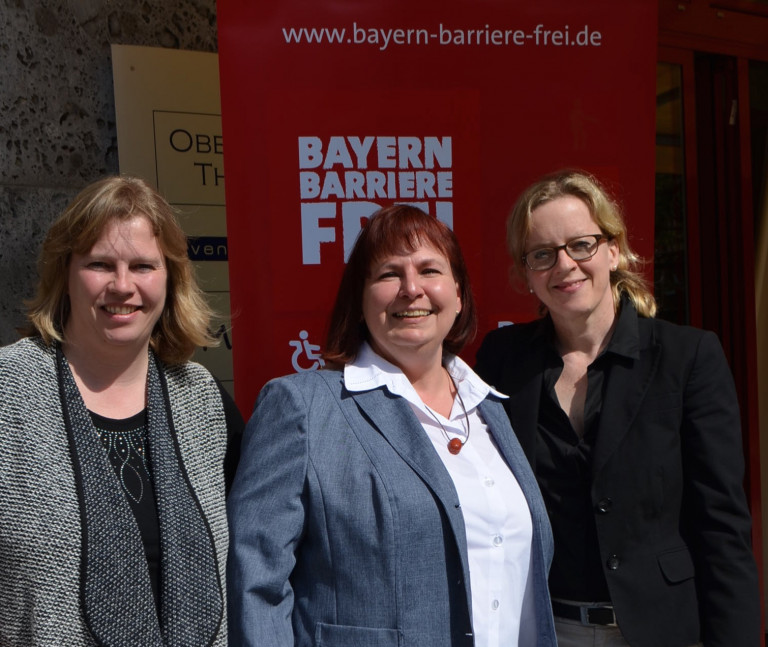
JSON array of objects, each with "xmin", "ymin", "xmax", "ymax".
[{"xmin": 447, "ymin": 437, "xmax": 463, "ymax": 455}]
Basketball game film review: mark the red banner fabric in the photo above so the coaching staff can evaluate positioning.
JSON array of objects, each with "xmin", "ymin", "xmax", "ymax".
[{"xmin": 217, "ymin": 0, "xmax": 658, "ymax": 412}]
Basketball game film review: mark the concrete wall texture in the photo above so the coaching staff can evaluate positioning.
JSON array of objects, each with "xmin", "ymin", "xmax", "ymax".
[{"xmin": 0, "ymin": 0, "xmax": 218, "ymax": 345}]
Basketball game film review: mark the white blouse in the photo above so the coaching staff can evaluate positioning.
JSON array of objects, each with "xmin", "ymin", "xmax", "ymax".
[{"xmin": 344, "ymin": 343, "xmax": 536, "ymax": 647}]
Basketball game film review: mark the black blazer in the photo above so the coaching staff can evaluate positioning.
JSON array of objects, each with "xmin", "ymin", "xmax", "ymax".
[{"xmin": 475, "ymin": 307, "xmax": 760, "ymax": 647}]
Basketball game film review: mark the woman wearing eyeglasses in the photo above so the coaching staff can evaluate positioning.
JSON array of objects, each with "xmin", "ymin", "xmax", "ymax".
[{"xmin": 475, "ymin": 170, "xmax": 759, "ymax": 647}]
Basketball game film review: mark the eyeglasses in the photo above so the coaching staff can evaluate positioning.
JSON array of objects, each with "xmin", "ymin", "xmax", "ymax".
[{"xmin": 522, "ymin": 234, "xmax": 607, "ymax": 271}]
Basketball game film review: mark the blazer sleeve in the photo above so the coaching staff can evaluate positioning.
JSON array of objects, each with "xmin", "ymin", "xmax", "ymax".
[
  {"xmin": 227, "ymin": 377, "xmax": 309, "ymax": 647},
  {"xmin": 679, "ymin": 330, "xmax": 760, "ymax": 646}
]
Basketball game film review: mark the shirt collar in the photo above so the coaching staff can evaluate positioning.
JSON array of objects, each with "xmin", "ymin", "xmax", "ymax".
[
  {"xmin": 344, "ymin": 342, "xmax": 507, "ymax": 413},
  {"xmin": 538, "ymin": 293, "xmax": 640, "ymax": 361},
  {"xmin": 603, "ymin": 295, "xmax": 640, "ymax": 360}
]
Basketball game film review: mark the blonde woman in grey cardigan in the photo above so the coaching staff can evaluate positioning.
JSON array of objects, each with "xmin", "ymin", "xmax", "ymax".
[{"xmin": 0, "ymin": 176, "xmax": 242, "ymax": 646}]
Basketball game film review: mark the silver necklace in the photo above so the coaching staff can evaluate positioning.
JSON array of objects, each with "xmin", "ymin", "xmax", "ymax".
[{"xmin": 424, "ymin": 370, "xmax": 470, "ymax": 455}]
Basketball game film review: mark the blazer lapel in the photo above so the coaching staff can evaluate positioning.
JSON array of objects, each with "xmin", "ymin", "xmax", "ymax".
[
  {"xmin": 350, "ymin": 387, "xmax": 466, "ymax": 513},
  {"xmin": 346, "ymin": 387, "xmax": 473, "ymax": 606},
  {"xmin": 592, "ymin": 324, "xmax": 661, "ymax": 475}
]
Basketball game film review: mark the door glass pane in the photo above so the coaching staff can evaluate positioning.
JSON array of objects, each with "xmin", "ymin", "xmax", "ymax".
[{"xmin": 655, "ymin": 62, "xmax": 689, "ymax": 324}]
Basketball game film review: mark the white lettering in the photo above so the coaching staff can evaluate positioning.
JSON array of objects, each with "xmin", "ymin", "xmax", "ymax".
[
  {"xmin": 415, "ymin": 171, "xmax": 436, "ymax": 198},
  {"xmin": 298, "ymin": 136, "xmax": 323, "ymax": 169},
  {"xmin": 319, "ymin": 171, "xmax": 345, "ymax": 199},
  {"xmin": 435, "ymin": 201, "xmax": 453, "ymax": 229},
  {"xmin": 398, "ymin": 172, "xmax": 415, "ymax": 198},
  {"xmin": 344, "ymin": 171, "xmax": 366, "ymax": 199},
  {"xmin": 299, "ymin": 171, "xmax": 320, "ymax": 199},
  {"xmin": 379, "ymin": 28, "xmax": 393, "ymax": 51},
  {"xmin": 298, "ymin": 136, "xmax": 455, "ymax": 265},
  {"xmin": 342, "ymin": 201, "xmax": 380, "ymax": 261},
  {"xmin": 301, "ymin": 203, "xmax": 336, "ymax": 264},
  {"xmin": 398, "ymin": 137, "xmax": 422, "ymax": 169},
  {"xmin": 348, "ymin": 136, "xmax": 375, "ymax": 168},
  {"xmin": 366, "ymin": 171, "xmax": 388, "ymax": 199},
  {"xmin": 377, "ymin": 137, "xmax": 397, "ymax": 168},
  {"xmin": 323, "ymin": 136, "xmax": 354, "ymax": 169},
  {"xmin": 437, "ymin": 171, "xmax": 453, "ymax": 197},
  {"xmin": 425, "ymin": 137, "xmax": 452, "ymax": 168}
]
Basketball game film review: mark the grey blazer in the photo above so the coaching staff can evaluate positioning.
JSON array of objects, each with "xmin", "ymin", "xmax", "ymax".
[{"xmin": 227, "ymin": 369, "xmax": 556, "ymax": 647}]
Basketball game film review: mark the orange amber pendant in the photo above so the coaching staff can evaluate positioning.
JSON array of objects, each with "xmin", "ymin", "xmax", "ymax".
[{"xmin": 447, "ymin": 438, "xmax": 463, "ymax": 455}]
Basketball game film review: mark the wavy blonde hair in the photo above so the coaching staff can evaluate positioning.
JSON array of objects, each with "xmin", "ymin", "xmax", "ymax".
[
  {"xmin": 24, "ymin": 175, "xmax": 217, "ymax": 363},
  {"xmin": 506, "ymin": 169, "xmax": 656, "ymax": 318}
]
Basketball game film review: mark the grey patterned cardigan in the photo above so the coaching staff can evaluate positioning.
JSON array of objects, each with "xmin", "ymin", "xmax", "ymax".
[{"xmin": 0, "ymin": 337, "xmax": 229, "ymax": 646}]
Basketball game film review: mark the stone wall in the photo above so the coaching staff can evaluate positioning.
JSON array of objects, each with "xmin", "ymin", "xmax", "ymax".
[{"xmin": 0, "ymin": 0, "xmax": 218, "ymax": 345}]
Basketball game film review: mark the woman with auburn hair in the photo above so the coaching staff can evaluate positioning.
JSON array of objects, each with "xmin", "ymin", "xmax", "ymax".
[
  {"xmin": 228, "ymin": 204, "xmax": 557, "ymax": 646},
  {"xmin": 0, "ymin": 175, "xmax": 242, "ymax": 646},
  {"xmin": 476, "ymin": 170, "xmax": 759, "ymax": 646}
]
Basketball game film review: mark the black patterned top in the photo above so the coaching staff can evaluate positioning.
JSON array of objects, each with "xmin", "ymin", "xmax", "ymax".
[{"xmin": 90, "ymin": 410, "xmax": 161, "ymax": 612}]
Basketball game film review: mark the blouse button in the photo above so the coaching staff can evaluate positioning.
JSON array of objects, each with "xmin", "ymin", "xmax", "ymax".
[
  {"xmin": 606, "ymin": 555, "xmax": 620, "ymax": 570},
  {"xmin": 492, "ymin": 535, "xmax": 503, "ymax": 547},
  {"xmin": 484, "ymin": 476, "xmax": 495, "ymax": 487},
  {"xmin": 491, "ymin": 599, "xmax": 500, "ymax": 610},
  {"xmin": 596, "ymin": 498, "xmax": 613, "ymax": 514}
]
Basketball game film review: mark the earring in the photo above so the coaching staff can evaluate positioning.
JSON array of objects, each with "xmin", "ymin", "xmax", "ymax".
[
  {"xmin": 611, "ymin": 266, "xmax": 618, "ymax": 271},
  {"xmin": 529, "ymin": 287, "xmax": 534, "ymax": 294}
]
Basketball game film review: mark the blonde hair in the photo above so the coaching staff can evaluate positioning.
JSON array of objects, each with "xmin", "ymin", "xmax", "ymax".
[
  {"xmin": 24, "ymin": 175, "xmax": 217, "ymax": 363},
  {"xmin": 506, "ymin": 169, "xmax": 656, "ymax": 318}
]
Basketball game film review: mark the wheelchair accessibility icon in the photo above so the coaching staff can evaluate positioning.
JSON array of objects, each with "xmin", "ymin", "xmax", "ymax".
[{"xmin": 289, "ymin": 330, "xmax": 326, "ymax": 372}]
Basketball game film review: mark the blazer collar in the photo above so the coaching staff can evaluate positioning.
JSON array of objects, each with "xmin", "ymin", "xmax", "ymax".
[
  {"xmin": 500, "ymin": 301, "xmax": 656, "ymax": 471},
  {"xmin": 592, "ymin": 310, "xmax": 661, "ymax": 474}
]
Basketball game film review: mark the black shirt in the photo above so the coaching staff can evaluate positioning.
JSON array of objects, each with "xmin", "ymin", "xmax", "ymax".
[{"xmin": 535, "ymin": 302, "xmax": 638, "ymax": 602}]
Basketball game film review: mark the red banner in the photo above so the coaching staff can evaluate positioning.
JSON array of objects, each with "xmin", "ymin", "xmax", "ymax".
[{"xmin": 217, "ymin": 0, "xmax": 658, "ymax": 412}]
